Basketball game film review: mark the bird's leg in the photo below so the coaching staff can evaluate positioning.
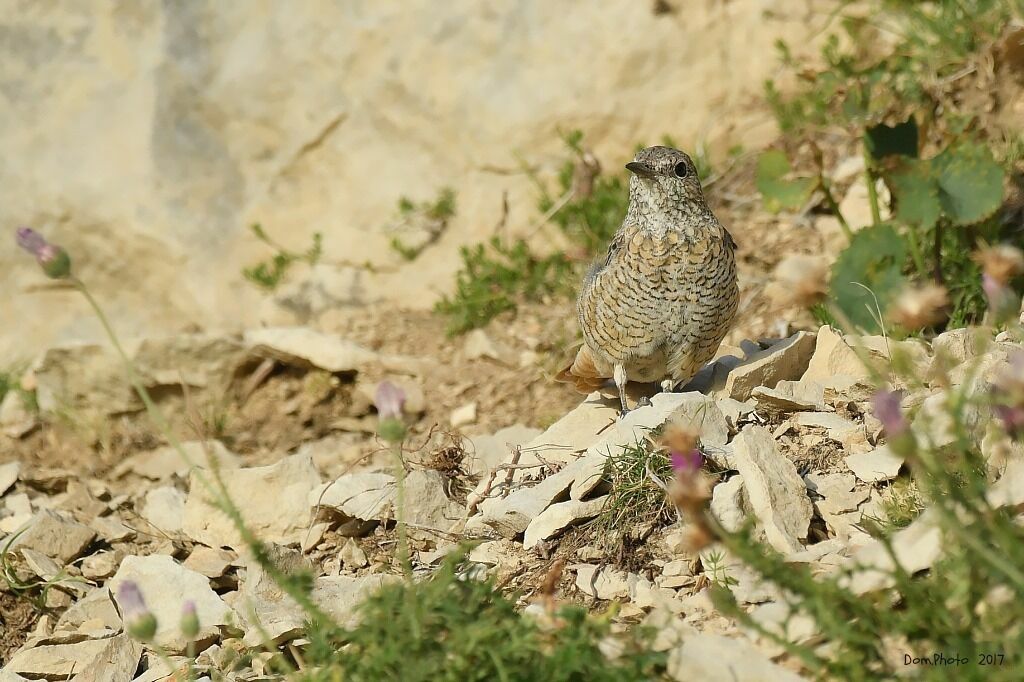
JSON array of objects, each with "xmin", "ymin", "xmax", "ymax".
[
  {"xmin": 613, "ymin": 364, "xmax": 630, "ymax": 416},
  {"xmin": 661, "ymin": 378, "xmax": 678, "ymax": 394}
]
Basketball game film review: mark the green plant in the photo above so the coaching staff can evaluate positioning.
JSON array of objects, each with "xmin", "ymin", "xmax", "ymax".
[
  {"xmin": 242, "ymin": 224, "xmax": 323, "ymax": 290},
  {"xmin": 434, "ymin": 237, "xmax": 574, "ymax": 335},
  {"xmin": 596, "ymin": 439, "xmax": 673, "ymax": 554},
  {"xmin": 761, "ymin": 0, "xmax": 1022, "ymax": 330},
  {"xmin": 389, "ymin": 187, "xmax": 457, "ymax": 261},
  {"xmin": 298, "ymin": 550, "xmax": 666, "ymax": 681}
]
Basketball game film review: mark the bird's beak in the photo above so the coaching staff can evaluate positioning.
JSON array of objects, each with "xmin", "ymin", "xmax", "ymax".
[{"xmin": 625, "ymin": 161, "xmax": 656, "ymax": 178}]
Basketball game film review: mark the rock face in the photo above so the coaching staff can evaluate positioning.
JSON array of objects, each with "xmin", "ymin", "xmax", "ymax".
[{"xmin": 0, "ymin": 2, "xmax": 817, "ymax": 359}]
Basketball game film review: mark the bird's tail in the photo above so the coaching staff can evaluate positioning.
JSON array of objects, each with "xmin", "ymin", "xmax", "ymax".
[{"xmin": 554, "ymin": 344, "xmax": 608, "ymax": 394}]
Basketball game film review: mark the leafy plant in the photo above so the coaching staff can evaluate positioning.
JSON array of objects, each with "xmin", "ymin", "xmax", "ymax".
[
  {"xmin": 298, "ymin": 550, "xmax": 665, "ymax": 681},
  {"xmin": 761, "ymin": 0, "xmax": 1022, "ymax": 330},
  {"xmin": 435, "ymin": 237, "xmax": 573, "ymax": 335},
  {"xmin": 242, "ymin": 224, "xmax": 323, "ymax": 290},
  {"xmin": 390, "ymin": 187, "xmax": 457, "ymax": 261}
]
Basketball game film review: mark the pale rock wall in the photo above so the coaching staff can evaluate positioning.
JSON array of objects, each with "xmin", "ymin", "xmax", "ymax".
[{"xmin": 0, "ymin": 0, "xmax": 822, "ymax": 361}]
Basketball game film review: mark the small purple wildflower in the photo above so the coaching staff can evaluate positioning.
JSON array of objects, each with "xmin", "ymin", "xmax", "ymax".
[
  {"xmin": 374, "ymin": 380, "xmax": 406, "ymax": 420},
  {"xmin": 117, "ymin": 580, "xmax": 157, "ymax": 642},
  {"xmin": 670, "ymin": 449, "xmax": 703, "ymax": 475},
  {"xmin": 15, "ymin": 227, "xmax": 72, "ymax": 279},
  {"xmin": 180, "ymin": 600, "xmax": 200, "ymax": 639},
  {"xmin": 872, "ymin": 389, "xmax": 908, "ymax": 438}
]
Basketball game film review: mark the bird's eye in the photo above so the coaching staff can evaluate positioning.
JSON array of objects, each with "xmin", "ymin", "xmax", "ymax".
[{"xmin": 673, "ymin": 161, "xmax": 689, "ymax": 178}]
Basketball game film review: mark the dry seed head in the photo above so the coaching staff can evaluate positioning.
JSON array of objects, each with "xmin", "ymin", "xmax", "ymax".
[
  {"xmin": 973, "ymin": 244, "xmax": 1024, "ymax": 285},
  {"xmin": 887, "ymin": 283, "xmax": 949, "ymax": 329}
]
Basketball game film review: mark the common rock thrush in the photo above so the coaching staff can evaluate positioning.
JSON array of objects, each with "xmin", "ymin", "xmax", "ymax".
[{"xmin": 557, "ymin": 146, "xmax": 739, "ymax": 413}]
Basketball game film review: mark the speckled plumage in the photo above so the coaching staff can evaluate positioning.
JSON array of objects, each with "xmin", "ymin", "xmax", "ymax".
[{"xmin": 558, "ymin": 146, "xmax": 738, "ymax": 411}]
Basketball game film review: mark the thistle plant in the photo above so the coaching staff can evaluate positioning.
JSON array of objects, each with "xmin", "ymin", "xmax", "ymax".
[{"xmin": 374, "ymin": 380, "xmax": 411, "ymax": 576}]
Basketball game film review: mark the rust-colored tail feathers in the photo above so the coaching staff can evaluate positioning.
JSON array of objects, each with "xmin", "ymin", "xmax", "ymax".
[{"xmin": 554, "ymin": 344, "xmax": 608, "ymax": 394}]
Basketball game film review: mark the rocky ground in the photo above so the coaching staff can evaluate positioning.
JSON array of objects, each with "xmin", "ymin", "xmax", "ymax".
[{"xmin": 3, "ymin": 304, "xmax": 1022, "ymax": 679}]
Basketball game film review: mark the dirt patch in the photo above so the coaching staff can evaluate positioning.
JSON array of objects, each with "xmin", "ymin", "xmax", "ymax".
[{"xmin": 0, "ymin": 592, "xmax": 39, "ymax": 665}]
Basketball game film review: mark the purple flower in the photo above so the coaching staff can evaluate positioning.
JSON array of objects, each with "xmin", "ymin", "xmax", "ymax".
[
  {"xmin": 995, "ymin": 405, "xmax": 1024, "ymax": 440},
  {"xmin": 670, "ymin": 449, "xmax": 703, "ymax": 475},
  {"xmin": 872, "ymin": 389, "xmax": 908, "ymax": 438},
  {"xmin": 374, "ymin": 381, "xmax": 406, "ymax": 420},
  {"xmin": 14, "ymin": 227, "xmax": 72, "ymax": 279},
  {"xmin": 117, "ymin": 580, "xmax": 157, "ymax": 642},
  {"xmin": 180, "ymin": 600, "xmax": 200, "ymax": 639}
]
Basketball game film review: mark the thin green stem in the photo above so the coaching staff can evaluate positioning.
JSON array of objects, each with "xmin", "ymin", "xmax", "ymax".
[
  {"xmin": 819, "ymin": 176, "xmax": 854, "ymax": 241},
  {"xmin": 392, "ymin": 444, "xmax": 411, "ymax": 578},
  {"xmin": 905, "ymin": 226, "xmax": 929, "ymax": 279},
  {"xmin": 863, "ymin": 152, "xmax": 882, "ymax": 226}
]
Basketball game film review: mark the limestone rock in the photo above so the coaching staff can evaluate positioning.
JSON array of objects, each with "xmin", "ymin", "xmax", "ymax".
[
  {"xmin": 450, "ymin": 402, "xmax": 478, "ymax": 428},
  {"xmin": 9, "ymin": 510, "xmax": 95, "ymax": 564},
  {"xmin": 752, "ymin": 379, "xmax": 825, "ymax": 413},
  {"xmin": 463, "ymin": 329, "xmax": 515, "ymax": 365},
  {"xmin": 312, "ymin": 472, "xmax": 396, "ymax": 521},
  {"xmin": 722, "ymin": 331, "xmax": 816, "ymax": 400},
  {"xmin": 0, "ymin": 461, "xmax": 19, "ymax": 497},
  {"xmin": 729, "ymin": 426, "xmax": 812, "ymax": 553},
  {"xmin": 340, "ymin": 538, "xmax": 369, "ymax": 569},
  {"xmin": 844, "ymin": 510, "xmax": 941, "ymax": 594},
  {"xmin": 523, "ymin": 496, "xmax": 608, "ymax": 550},
  {"xmin": 710, "ymin": 475, "xmax": 746, "ymax": 533},
  {"xmin": 183, "ymin": 547, "xmax": 235, "ymax": 579},
  {"xmin": 140, "ymin": 486, "xmax": 186, "ymax": 534},
  {"xmin": 4, "ymin": 638, "xmax": 112, "ymax": 681},
  {"xmin": 183, "ymin": 454, "xmax": 320, "ymax": 549},
  {"xmin": 109, "ymin": 554, "xmax": 234, "ymax": 652},
  {"xmin": 71, "ymin": 635, "xmax": 143, "ymax": 682},
  {"xmin": 244, "ymin": 327, "xmax": 420, "ymax": 375},
  {"xmin": 844, "ymin": 445, "xmax": 904, "ymax": 483},
  {"xmin": 667, "ymin": 632, "xmax": 805, "ymax": 682},
  {"xmin": 114, "ymin": 441, "xmax": 239, "ymax": 481},
  {"xmin": 466, "ymin": 424, "xmax": 543, "ymax": 476}
]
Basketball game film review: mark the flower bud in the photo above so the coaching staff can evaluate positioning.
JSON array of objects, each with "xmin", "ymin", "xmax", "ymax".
[
  {"xmin": 180, "ymin": 600, "xmax": 200, "ymax": 639},
  {"xmin": 15, "ymin": 227, "xmax": 72, "ymax": 279},
  {"xmin": 374, "ymin": 381, "xmax": 407, "ymax": 443},
  {"xmin": 117, "ymin": 581, "xmax": 157, "ymax": 642}
]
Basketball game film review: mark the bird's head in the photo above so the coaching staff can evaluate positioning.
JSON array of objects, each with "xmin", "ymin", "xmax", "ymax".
[{"xmin": 625, "ymin": 146, "xmax": 707, "ymax": 213}]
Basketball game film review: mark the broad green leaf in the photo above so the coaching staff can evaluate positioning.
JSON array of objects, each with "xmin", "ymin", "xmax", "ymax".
[
  {"xmin": 829, "ymin": 222, "xmax": 907, "ymax": 332},
  {"xmin": 933, "ymin": 143, "xmax": 1004, "ymax": 226},
  {"xmin": 886, "ymin": 157, "xmax": 940, "ymax": 229},
  {"xmin": 756, "ymin": 150, "xmax": 816, "ymax": 213},
  {"xmin": 865, "ymin": 117, "xmax": 919, "ymax": 160}
]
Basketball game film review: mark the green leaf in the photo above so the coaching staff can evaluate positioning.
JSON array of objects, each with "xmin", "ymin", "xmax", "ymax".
[
  {"xmin": 756, "ymin": 150, "xmax": 816, "ymax": 213},
  {"xmin": 829, "ymin": 223, "xmax": 907, "ymax": 332},
  {"xmin": 933, "ymin": 142, "xmax": 1004, "ymax": 226},
  {"xmin": 886, "ymin": 157, "xmax": 941, "ymax": 229},
  {"xmin": 865, "ymin": 117, "xmax": 919, "ymax": 160}
]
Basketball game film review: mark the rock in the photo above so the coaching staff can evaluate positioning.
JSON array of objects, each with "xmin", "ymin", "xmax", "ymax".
[
  {"xmin": 313, "ymin": 469, "xmax": 458, "ymax": 535},
  {"xmin": 140, "ymin": 486, "xmax": 186, "ymax": 534},
  {"xmin": 55, "ymin": 588, "xmax": 121, "ymax": 632},
  {"xmin": 463, "ymin": 329, "xmax": 515, "ymax": 365},
  {"xmin": 844, "ymin": 509, "xmax": 941, "ymax": 595},
  {"xmin": 716, "ymin": 396, "xmax": 756, "ymax": 426},
  {"xmin": 109, "ymin": 554, "xmax": 234, "ymax": 652},
  {"xmin": 729, "ymin": 426, "xmax": 812, "ymax": 553},
  {"xmin": 0, "ymin": 390, "xmax": 36, "ymax": 438},
  {"xmin": 466, "ymin": 424, "xmax": 543, "ymax": 477},
  {"xmin": 81, "ymin": 551, "xmax": 120, "ymax": 581},
  {"xmin": 929, "ymin": 327, "xmax": 983, "ymax": 380},
  {"xmin": 752, "ymin": 379, "xmax": 825, "ymax": 413},
  {"xmin": 237, "ymin": 547, "xmax": 395, "ymax": 645},
  {"xmin": 312, "ymin": 472, "xmax": 395, "ymax": 521},
  {"xmin": 710, "ymin": 476, "xmax": 746, "ymax": 533},
  {"xmin": 838, "ymin": 175, "xmax": 890, "ymax": 229},
  {"xmin": 795, "ymin": 412, "xmax": 861, "ymax": 442},
  {"xmin": 523, "ymin": 496, "xmax": 608, "ymax": 550},
  {"xmin": 71, "ymin": 635, "xmax": 143, "ymax": 682},
  {"xmin": 244, "ymin": 327, "xmax": 420, "ymax": 375},
  {"xmin": 450, "ymin": 402, "xmax": 478, "ymax": 428},
  {"xmin": 20, "ymin": 548, "xmax": 62, "ymax": 583},
  {"xmin": 667, "ymin": 631, "xmax": 805, "ymax": 682},
  {"xmin": 0, "ymin": 460, "xmax": 18, "ymax": 496},
  {"xmin": 183, "ymin": 547, "xmax": 235, "ymax": 579},
  {"xmin": 339, "ymin": 538, "xmax": 369, "ymax": 569},
  {"xmin": 667, "ymin": 393, "xmax": 730, "ymax": 447},
  {"xmin": 183, "ymin": 454, "xmax": 320, "ymax": 549},
  {"xmin": 114, "ymin": 441, "xmax": 239, "ymax": 481},
  {"xmin": 512, "ymin": 394, "xmax": 618, "ymax": 473},
  {"xmin": 802, "ymin": 325, "xmax": 871, "ymax": 390},
  {"xmin": 9, "ymin": 510, "xmax": 96, "ymax": 564},
  {"xmin": 478, "ymin": 460, "xmax": 587, "ymax": 537},
  {"xmin": 721, "ymin": 331, "xmax": 816, "ymax": 400},
  {"xmin": 844, "ymin": 445, "xmax": 904, "ymax": 483},
  {"xmin": 987, "ymin": 457, "xmax": 1024, "ymax": 508},
  {"xmin": 573, "ymin": 564, "xmax": 668, "ymax": 608},
  {"xmin": 90, "ymin": 516, "xmax": 135, "ymax": 543},
  {"xmin": 3, "ymin": 637, "xmax": 112, "ymax": 680}
]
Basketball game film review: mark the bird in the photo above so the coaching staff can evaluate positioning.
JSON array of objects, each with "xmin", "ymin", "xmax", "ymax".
[{"xmin": 557, "ymin": 145, "xmax": 739, "ymax": 414}]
